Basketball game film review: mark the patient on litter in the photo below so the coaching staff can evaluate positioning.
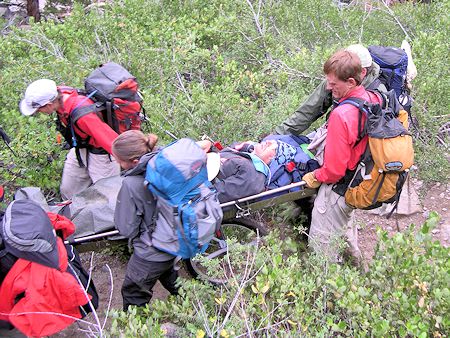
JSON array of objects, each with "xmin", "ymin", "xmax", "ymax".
[{"xmin": 111, "ymin": 131, "xmax": 317, "ymax": 203}]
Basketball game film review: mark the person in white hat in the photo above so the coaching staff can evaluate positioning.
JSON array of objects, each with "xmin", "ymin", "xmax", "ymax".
[
  {"xmin": 20, "ymin": 79, "xmax": 120, "ymax": 200},
  {"xmin": 274, "ymin": 43, "xmax": 386, "ymax": 136}
]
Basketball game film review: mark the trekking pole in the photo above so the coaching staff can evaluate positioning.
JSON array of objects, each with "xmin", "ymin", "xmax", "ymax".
[
  {"xmin": 143, "ymin": 115, "xmax": 178, "ymax": 141},
  {"xmin": 0, "ymin": 126, "xmax": 16, "ymax": 156}
]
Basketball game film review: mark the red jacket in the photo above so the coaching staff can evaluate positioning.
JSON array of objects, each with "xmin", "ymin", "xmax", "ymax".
[
  {"xmin": 315, "ymin": 86, "xmax": 381, "ymax": 184},
  {"xmin": 0, "ymin": 213, "xmax": 91, "ymax": 337},
  {"xmin": 57, "ymin": 87, "xmax": 118, "ymax": 154}
]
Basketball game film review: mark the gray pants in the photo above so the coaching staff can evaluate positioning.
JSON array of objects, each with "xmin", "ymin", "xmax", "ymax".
[
  {"xmin": 60, "ymin": 148, "xmax": 120, "ymax": 200},
  {"xmin": 122, "ymin": 253, "xmax": 178, "ymax": 311},
  {"xmin": 308, "ymin": 183, "xmax": 362, "ymax": 264}
]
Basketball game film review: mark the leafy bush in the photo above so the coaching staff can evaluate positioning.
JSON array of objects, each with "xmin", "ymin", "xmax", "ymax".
[
  {"xmin": 0, "ymin": 0, "xmax": 448, "ymax": 203},
  {"xmin": 108, "ymin": 212, "xmax": 449, "ymax": 337}
]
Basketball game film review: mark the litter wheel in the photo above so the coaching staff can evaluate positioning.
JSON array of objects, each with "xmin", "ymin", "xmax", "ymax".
[{"xmin": 185, "ymin": 218, "xmax": 267, "ymax": 285}]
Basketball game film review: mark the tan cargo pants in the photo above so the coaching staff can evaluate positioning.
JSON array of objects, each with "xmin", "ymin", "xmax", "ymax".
[
  {"xmin": 308, "ymin": 183, "xmax": 362, "ymax": 265},
  {"xmin": 60, "ymin": 148, "xmax": 120, "ymax": 200}
]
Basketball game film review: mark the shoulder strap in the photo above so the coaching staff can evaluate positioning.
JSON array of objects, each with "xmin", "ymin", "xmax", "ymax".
[
  {"xmin": 71, "ymin": 104, "xmax": 100, "ymax": 124},
  {"xmin": 69, "ymin": 89, "xmax": 100, "ymax": 123},
  {"xmin": 338, "ymin": 97, "xmax": 369, "ymax": 141}
]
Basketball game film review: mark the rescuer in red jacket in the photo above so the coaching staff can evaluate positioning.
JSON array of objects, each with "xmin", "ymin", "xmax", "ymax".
[
  {"xmin": 301, "ymin": 50, "xmax": 382, "ymax": 267},
  {"xmin": 20, "ymin": 79, "xmax": 120, "ymax": 200}
]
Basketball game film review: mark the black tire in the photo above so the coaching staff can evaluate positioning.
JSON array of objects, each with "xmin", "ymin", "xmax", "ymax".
[{"xmin": 185, "ymin": 217, "xmax": 267, "ymax": 285}]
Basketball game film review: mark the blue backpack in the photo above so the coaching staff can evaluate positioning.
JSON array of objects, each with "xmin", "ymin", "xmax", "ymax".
[
  {"xmin": 145, "ymin": 138, "xmax": 223, "ymax": 259},
  {"xmin": 368, "ymin": 45, "xmax": 408, "ymax": 100},
  {"xmin": 262, "ymin": 134, "xmax": 320, "ymax": 190}
]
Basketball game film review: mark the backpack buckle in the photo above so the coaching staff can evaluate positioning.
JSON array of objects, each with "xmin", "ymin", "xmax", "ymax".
[{"xmin": 285, "ymin": 161, "xmax": 296, "ymax": 173}]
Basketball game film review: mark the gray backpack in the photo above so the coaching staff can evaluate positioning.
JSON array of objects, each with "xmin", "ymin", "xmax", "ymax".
[
  {"xmin": 71, "ymin": 62, "xmax": 144, "ymax": 134},
  {"xmin": 145, "ymin": 138, "xmax": 223, "ymax": 259},
  {"xmin": 0, "ymin": 200, "xmax": 60, "ymax": 269}
]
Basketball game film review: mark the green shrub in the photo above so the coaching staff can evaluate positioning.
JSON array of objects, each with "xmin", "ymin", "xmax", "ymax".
[
  {"xmin": 107, "ymin": 212, "xmax": 449, "ymax": 337},
  {"xmin": 1, "ymin": 0, "xmax": 448, "ymax": 200}
]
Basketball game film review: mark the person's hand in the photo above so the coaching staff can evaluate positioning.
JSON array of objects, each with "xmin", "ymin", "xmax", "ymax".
[
  {"xmin": 196, "ymin": 140, "xmax": 213, "ymax": 153},
  {"xmin": 302, "ymin": 171, "xmax": 321, "ymax": 189}
]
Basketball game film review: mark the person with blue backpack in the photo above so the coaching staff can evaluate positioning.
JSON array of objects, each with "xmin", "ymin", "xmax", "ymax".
[
  {"xmin": 112, "ymin": 130, "xmax": 320, "ymax": 309},
  {"xmin": 111, "ymin": 130, "xmax": 180, "ymax": 311}
]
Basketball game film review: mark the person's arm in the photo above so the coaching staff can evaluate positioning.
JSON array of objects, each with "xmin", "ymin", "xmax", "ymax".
[
  {"xmin": 214, "ymin": 158, "xmax": 266, "ymax": 202},
  {"xmin": 114, "ymin": 181, "xmax": 141, "ymax": 239},
  {"xmin": 274, "ymin": 80, "xmax": 333, "ymax": 136},
  {"xmin": 75, "ymin": 113, "xmax": 119, "ymax": 154}
]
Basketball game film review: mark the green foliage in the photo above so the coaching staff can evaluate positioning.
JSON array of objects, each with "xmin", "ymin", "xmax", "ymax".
[
  {"xmin": 0, "ymin": 0, "xmax": 448, "ymax": 194},
  {"xmin": 107, "ymin": 213, "xmax": 449, "ymax": 337}
]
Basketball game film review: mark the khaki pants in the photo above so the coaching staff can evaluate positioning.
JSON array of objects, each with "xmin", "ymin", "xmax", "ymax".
[
  {"xmin": 308, "ymin": 183, "xmax": 361, "ymax": 264},
  {"xmin": 60, "ymin": 148, "xmax": 120, "ymax": 200}
]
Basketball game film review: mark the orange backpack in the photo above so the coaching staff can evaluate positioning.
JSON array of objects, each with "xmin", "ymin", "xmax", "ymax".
[{"xmin": 333, "ymin": 90, "xmax": 414, "ymax": 211}]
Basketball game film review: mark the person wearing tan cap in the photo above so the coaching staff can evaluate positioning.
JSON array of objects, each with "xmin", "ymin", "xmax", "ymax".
[
  {"xmin": 275, "ymin": 44, "xmax": 386, "ymax": 136},
  {"xmin": 20, "ymin": 79, "xmax": 120, "ymax": 200}
]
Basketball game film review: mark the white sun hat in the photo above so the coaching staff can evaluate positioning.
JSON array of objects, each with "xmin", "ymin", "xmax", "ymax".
[
  {"xmin": 206, "ymin": 152, "xmax": 221, "ymax": 181},
  {"xmin": 19, "ymin": 79, "xmax": 58, "ymax": 116}
]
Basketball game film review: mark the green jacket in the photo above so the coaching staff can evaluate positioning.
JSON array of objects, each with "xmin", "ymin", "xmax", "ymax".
[{"xmin": 275, "ymin": 62, "xmax": 386, "ymax": 135}]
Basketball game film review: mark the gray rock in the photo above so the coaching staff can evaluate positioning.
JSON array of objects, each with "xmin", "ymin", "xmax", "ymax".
[{"xmin": 160, "ymin": 322, "xmax": 185, "ymax": 338}]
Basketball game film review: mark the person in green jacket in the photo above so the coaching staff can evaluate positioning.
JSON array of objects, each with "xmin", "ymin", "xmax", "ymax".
[{"xmin": 274, "ymin": 44, "xmax": 386, "ymax": 136}]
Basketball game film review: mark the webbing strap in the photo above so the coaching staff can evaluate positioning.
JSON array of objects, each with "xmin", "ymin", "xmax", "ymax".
[
  {"xmin": 69, "ymin": 90, "xmax": 98, "ymax": 167},
  {"xmin": 338, "ymin": 98, "xmax": 368, "ymax": 143},
  {"xmin": 105, "ymin": 101, "xmax": 114, "ymax": 132},
  {"xmin": 371, "ymin": 172, "xmax": 386, "ymax": 205}
]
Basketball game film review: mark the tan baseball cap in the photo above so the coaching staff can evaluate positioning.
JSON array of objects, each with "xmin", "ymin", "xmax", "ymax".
[{"xmin": 346, "ymin": 44, "xmax": 373, "ymax": 68}]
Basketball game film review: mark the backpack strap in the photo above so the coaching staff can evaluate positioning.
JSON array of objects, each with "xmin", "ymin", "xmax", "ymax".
[
  {"xmin": 338, "ymin": 97, "xmax": 369, "ymax": 142},
  {"xmin": 331, "ymin": 98, "xmax": 371, "ymax": 197},
  {"xmin": 70, "ymin": 103, "xmax": 102, "ymax": 124},
  {"xmin": 68, "ymin": 91, "xmax": 99, "ymax": 167}
]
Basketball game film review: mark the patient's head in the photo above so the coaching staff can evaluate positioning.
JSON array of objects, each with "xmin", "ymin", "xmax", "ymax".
[
  {"xmin": 112, "ymin": 130, "xmax": 158, "ymax": 170},
  {"xmin": 253, "ymin": 140, "xmax": 278, "ymax": 164},
  {"xmin": 252, "ymin": 139, "xmax": 298, "ymax": 166}
]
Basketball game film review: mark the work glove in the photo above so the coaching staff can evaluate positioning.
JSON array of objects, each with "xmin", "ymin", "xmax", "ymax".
[{"xmin": 302, "ymin": 171, "xmax": 321, "ymax": 189}]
